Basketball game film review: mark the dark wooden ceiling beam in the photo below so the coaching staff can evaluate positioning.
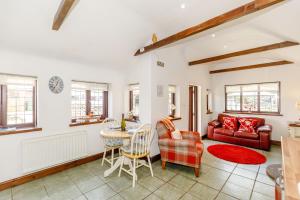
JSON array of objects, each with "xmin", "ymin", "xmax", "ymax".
[
  {"xmin": 189, "ymin": 41, "xmax": 299, "ymax": 66},
  {"xmin": 209, "ymin": 60, "xmax": 293, "ymax": 74},
  {"xmin": 134, "ymin": 0, "xmax": 286, "ymax": 56},
  {"xmin": 52, "ymin": 0, "xmax": 76, "ymax": 31}
]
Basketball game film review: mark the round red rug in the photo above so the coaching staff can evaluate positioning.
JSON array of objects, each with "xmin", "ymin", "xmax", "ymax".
[{"xmin": 207, "ymin": 144, "xmax": 266, "ymax": 164}]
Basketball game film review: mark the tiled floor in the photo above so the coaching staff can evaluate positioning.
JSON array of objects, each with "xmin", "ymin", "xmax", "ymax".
[{"xmin": 0, "ymin": 139, "xmax": 281, "ymax": 200}]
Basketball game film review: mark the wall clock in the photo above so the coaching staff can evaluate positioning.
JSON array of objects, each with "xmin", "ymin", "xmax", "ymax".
[{"xmin": 49, "ymin": 76, "xmax": 64, "ymax": 94}]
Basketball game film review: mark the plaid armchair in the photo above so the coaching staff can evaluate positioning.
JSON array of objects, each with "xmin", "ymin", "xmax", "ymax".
[{"xmin": 156, "ymin": 120, "xmax": 204, "ymax": 177}]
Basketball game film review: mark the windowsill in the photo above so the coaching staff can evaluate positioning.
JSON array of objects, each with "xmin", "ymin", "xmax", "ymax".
[
  {"xmin": 223, "ymin": 111, "xmax": 283, "ymax": 116},
  {"xmin": 0, "ymin": 127, "xmax": 42, "ymax": 136},
  {"xmin": 69, "ymin": 120, "xmax": 104, "ymax": 127},
  {"xmin": 206, "ymin": 111, "xmax": 213, "ymax": 115},
  {"xmin": 168, "ymin": 116, "xmax": 182, "ymax": 121}
]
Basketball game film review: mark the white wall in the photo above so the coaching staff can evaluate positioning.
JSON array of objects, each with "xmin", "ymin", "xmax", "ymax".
[
  {"xmin": 0, "ymin": 49, "xmax": 125, "ymax": 182},
  {"xmin": 211, "ymin": 64, "xmax": 300, "ymax": 141},
  {"xmin": 124, "ymin": 46, "xmax": 212, "ymax": 157}
]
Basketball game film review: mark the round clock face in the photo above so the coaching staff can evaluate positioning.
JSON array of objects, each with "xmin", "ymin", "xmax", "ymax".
[{"xmin": 49, "ymin": 76, "xmax": 64, "ymax": 94}]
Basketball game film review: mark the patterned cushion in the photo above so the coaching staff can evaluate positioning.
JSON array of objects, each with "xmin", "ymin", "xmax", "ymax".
[
  {"xmin": 121, "ymin": 143, "xmax": 147, "ymax": 154},
  {"xmin": 222, "ymin": 117, "xmax": 238, "ymax": 131},
  {"xmin": 106, "ymin": 139, "xmax": 123, "ymax": 147},
  {"xmin": 238, "ymin": 118, "xmax": 258, "ymax": 133}
]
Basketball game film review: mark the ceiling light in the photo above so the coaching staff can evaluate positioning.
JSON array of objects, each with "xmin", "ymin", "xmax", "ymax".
[
  {"xmin": 211, "ymin": 34, "xmax": 216, "ymax": 38},
  {"xmin": 223, "ymin": 45, "xmax": 228, "ymax": 49},
  {"xmin": 180, "ymin": 3, "xmax": 186, "ymax": 9}
]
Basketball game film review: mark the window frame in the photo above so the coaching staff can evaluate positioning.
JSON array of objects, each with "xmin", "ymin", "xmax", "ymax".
[
  {"xmin": 71, "ymin": 81, "xmax": 109, "ymax": 123},
  {"xmin": 225, "ymin": 81, "xmax": 281, "ymax": 115},
  {"xmin": 129, "ymin": 84, "xmax": 140, "ymax": 118},
  {"xmin": 168, "ymin": 85, "xmax": 177, "ymax": 117},
  {"xmin": 0, "ymin": 80, "xmax": 37, "ymax": 129}
]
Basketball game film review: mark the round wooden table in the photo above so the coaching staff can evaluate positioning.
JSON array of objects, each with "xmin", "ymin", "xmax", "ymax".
[{"xmin": 100, "ymin": 130, "xmax": 135, "ymax": 177}]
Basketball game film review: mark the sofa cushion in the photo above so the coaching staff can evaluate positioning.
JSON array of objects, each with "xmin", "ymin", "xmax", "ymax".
[
  {"xmin": 223, "ymin": 117, "xmax": 238, "ymax": 131},
  {"xmin": 234, "ymin": 131, "xmax": 259, "ymax": 140},
  {"xmin": 214, "ymin": 128, "xmax": 234, "ymax": 136},
  {"xmin": 237, "ymin": 117, "xmax": 265, "ymax": 128},
  {"xmin": 238, "ymin": 118, "xmax": 258, "ymax": 133}
]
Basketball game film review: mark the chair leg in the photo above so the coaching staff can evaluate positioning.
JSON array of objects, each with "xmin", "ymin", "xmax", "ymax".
[
  {"xmin": 194, "ymin": 167, "xmax": 199, "ymax": 177},
  {"xmin": 118, "ymin": 156, "xmax": 124, "ymax": 177},
  {"xmin": 102, "ymin": 148, "xmax": 107, "ymax": 166},
  {"xmin": 111, "ymin": 149, "xmax": 114, "ymax": 167},
  {"xmin": 161, "ymin": 161, "xmax": 166, "ymax": 169},
  {"xmin": 147, "ymin": 155, "xmax": 154, "ymax": 177},
  {"xmin": 132, "ymin": 158, "xmax": 136, "ymax": 188}
]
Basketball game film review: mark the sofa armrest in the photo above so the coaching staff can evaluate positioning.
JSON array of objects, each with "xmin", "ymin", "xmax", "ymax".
[
  {"xmin": 208, "ymin": 120, "xmax": 222, "ymax": 128},
  {"xmin": 180, "ymin": 131, "xmax": 201, "ymax": 142},
  {"xmin": 257, "ymin": 124, "xmax": 272, "ymax": 151},
  {"xmin": 257, "ymin": 124, "xmax": 272, "ymax": 133}
]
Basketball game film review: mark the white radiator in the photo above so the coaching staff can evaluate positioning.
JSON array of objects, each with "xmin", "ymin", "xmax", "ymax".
[{"xmin": 22, "ymin": 131, "xmax": 88, "ymax": 173}]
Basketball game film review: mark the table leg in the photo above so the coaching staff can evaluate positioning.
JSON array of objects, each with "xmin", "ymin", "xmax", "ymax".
[{"xmin": 104, "ymin": 156, "xmax": 136, "ymax": 178}]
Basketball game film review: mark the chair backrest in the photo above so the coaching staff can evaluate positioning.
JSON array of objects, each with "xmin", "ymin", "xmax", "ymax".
[{"xmin": 129, "ymin": 124, "xmax": 153, "ymax": 156}]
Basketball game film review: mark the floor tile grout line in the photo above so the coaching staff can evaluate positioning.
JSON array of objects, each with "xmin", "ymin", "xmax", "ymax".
[{"xmin": 213, "ymin": 163, "xmax": 238, "ymax": 200}]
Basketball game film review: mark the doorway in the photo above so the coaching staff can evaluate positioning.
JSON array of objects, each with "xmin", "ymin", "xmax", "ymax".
[{"xmin": 189, "ymin": 85, "xmax": 200, "ymax": 132}]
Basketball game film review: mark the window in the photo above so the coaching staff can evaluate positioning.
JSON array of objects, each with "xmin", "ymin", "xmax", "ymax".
[
  {"xmin": 0, "ymin": 74, "xmax": 36, "ymax": 128},
  {"xmin": 129, "ymin": 84, "xmax": 139, "ymax": 117},
  {"xmin": 225, "ymin": 82, "xmax": 280, "ymax": 114},
  {"xmin": 71, "ymin": 81, "xmax": 108, "ymax": 122},
  {"xmin": 168, "ymin": 85, "xmax": 176, "ymax": 117}
]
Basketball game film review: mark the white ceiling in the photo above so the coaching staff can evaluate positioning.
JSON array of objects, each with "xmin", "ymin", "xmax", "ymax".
[{"xmin": 0, "ymin": 0, "xmax": 299, "ymax": 70}]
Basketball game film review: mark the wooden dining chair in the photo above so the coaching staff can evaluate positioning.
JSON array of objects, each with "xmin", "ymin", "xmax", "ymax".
[
  {"xmin": 118, "ymin": 124, "xmax": 154, "ymax": 187},
  {"xmin": 101, "ymin": 118, "xmax": 123, "ymax": 167}
]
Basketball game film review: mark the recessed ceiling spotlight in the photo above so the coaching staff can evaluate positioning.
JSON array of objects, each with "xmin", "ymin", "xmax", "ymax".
[
  {"xmin": 211, "ymin": 34, "xmax": 216, "ymax": 38},
  {"xmin": 223, "ymin": 45, "xmax": 228, "ymax": 49},
  {"xmin": 180, "ymin": 3, "xmax": 186, "ymax": 9}
]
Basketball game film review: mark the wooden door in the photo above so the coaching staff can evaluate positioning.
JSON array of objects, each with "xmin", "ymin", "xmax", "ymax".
[{"xmin": 189, "ymin": 86, "xmax": 198, "ymax": 132}]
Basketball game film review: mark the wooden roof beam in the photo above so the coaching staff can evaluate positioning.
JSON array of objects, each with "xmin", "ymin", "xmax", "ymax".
[
  {"xmin": 189, "ymin": 41, "xmax": 299, "ymax": 66},
  {"xmin": 134, "ymin": 0, "xmax": 286, "ymax": 56},
  {"xmin": 52, "ymin": 0, "xmax": 76, "ymax": 31},
  {"xmin": 209, "ymin": 60, "xmax": 293, "ymax": 74}
]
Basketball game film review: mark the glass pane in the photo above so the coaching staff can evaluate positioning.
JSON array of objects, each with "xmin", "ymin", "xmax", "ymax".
[
  {"xmin": 260, "ymin": 83, "xmax": 279, "ymax": 112},
  {"xmin": 6, "ymin": 84, "xmax": 34, "ymax": 125},
  {"xmin": 132, "ymin": 89, "xmax": 139, "ymax": 116},
  {"xmin": 226, "ymin": 86, "xmax": 241, "ymax": 111},
  {"xmin": 71, "ymin": 88, "xmax": 86, "ymax": 120},
  {"xmin": 242, "ymin": 85, "xmax": 258, "ymax": 112},
  {"xmin": 91, "ymin": 89, "xmax": 104, "ymax": 116}
]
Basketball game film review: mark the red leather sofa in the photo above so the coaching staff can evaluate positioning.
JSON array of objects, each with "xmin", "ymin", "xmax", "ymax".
[{"xmin": 207, "ymin": 114, "xmax": 272, "ymax": 151}]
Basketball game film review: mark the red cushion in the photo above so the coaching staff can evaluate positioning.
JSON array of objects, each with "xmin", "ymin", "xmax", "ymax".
[
  {"xmin": 238, "ymin": 118, "xmax": 258, "ymax": 133},
  {"xmin": 214, "ymin": 128, "xmax": 234, "ymax": 136},
  {"xmin": 234, "ymin": 131, "xmax": 259, "ymax": 139},
  {"xmin": 223, "ymin": 117, "xmax": 238, "ymax": 131}
]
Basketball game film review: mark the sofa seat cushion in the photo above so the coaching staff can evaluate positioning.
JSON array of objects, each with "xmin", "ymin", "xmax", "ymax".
[
  {"xmin": 214, "ymin": 128, "xmax": 234, "ymax": 136},
  {"xmin": 234, "ymin": 131, "xmax": 259, "ymax": 140}
]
